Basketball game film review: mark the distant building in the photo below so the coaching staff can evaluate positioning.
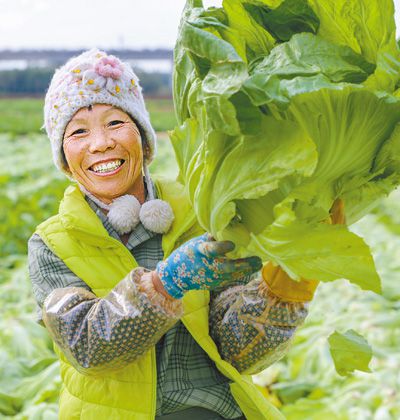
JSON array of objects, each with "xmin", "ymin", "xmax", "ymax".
[
  {"xmin": 0, "ymin": 49, "xmax": 174, "ymax": 97},
  {"xmin": 0, "ymin": 49, "xmax": 173, "ymax": 73}
]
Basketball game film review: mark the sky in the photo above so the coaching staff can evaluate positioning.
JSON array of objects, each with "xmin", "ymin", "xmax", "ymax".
[
  {"xmin": 0, "ymin": 0, "xmax": 399, "ymax": 50},
  {"xmin": 0, "ymin": 0, "xmax": 221, "ymax": 50}
]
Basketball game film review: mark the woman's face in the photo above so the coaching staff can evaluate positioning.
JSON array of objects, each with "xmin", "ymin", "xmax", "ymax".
[{"xmin": 63, "ymin": 104, "xmax": 144, "ymax": 203}]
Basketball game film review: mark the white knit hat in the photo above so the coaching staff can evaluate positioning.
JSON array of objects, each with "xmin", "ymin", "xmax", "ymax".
[{"xmin": 44, "ymin": 48, "xmax": 157, "ymax": 174}]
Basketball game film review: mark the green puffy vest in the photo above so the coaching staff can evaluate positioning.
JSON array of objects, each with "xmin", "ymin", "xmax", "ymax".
[{"xmin": 36, "ymin": 178, "xmax": 284, "ymax": 420}]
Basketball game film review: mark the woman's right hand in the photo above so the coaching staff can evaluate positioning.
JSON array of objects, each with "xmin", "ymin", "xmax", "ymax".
[{"xmin": 155, "ymin": 233, "xmax": 262, "ymax": 299}]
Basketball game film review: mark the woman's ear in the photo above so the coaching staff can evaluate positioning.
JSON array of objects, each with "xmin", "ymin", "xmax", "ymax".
[
  {"xmin": 63, "ymin": 163, "xmax": 73, "ymax": 177},
  {"xmin": 61, "ymin": 148, "xmax": 73, "ymax": 176},
  {"xmin": 142, "ymin": 141, "xmax": 150, "ymax": 159}
]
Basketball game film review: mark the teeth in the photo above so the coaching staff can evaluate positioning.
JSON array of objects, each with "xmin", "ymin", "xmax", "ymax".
[{"xmin": 91, "ymin": 160, "xmax": 122, "ymax": 173}]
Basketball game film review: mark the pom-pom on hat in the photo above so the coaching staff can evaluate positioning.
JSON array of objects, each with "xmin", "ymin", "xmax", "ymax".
[{"xmin": 44, "ymin": 48, "xmax": 157, "ymax": 175}]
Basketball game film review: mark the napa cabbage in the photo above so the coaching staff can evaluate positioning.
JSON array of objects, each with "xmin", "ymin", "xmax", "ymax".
[{"xmin": 171, "ymin": 0, "xmax": 400, "ymax": 294}]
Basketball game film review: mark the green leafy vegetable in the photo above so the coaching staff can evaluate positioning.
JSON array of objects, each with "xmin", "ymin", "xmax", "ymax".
[
  {"xmin": 243, "ymin": 0, "xmax": 320, "ymax": 42},
  {"xmin": 222, "ymin": 0, "xmax": 276, "ymax": 60},
  {"xmin": 328, "ymin": 330, "xmax": 373, "ymax": 376},
  {"xmin": 172, "ymin": 0, "xmax": 400, "ymax": 294},
  {"xmin": 306, "ymin": 0, "xmax": 400, "ymax": 91}
]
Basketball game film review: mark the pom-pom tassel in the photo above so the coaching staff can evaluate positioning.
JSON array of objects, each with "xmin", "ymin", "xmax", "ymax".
[
  {"xmin": 108, "ymin": 195, "xmax": 141, "ymax": 235},
  {"xmin": 140, "ymin": 199, "xmax": 174, "ymax": 233}
]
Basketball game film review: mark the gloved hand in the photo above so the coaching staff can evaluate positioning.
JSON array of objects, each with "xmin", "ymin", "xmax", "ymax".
[
  {"xmin": 261, "ymin": 262, "xmax": 319, "ymax": 302},
  {"xmin": 155, "ymin": 233, "xmax": 262, "ymax": 299},
  {"xmin": 262, "ymin": 198, "xmax": 346, "ymax": 302}
]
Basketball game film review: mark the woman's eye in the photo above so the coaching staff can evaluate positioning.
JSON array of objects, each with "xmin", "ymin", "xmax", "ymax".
[
  {"xmin": 108, "ymin": 120, "xmax": 124, "ymax": 127},
  {"xmin": 71, "ymin": 128, "xmax": 86, "ymax": 136}
]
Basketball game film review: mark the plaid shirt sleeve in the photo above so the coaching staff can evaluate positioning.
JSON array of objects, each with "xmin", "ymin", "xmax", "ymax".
[
  {"xmin": 28, "ymin": 233, "xmax": 92, "ymax": 324},
  {"xmin": 42, "ymin": 268, "xmax": 182, "ymax": 375},
  {"xmin": 28, "ymin": 233, "xmax": 182, "ymax": 375},
  {"xmin": 209, "ymin": 273, "xmax": 309, "ymax": 375}
]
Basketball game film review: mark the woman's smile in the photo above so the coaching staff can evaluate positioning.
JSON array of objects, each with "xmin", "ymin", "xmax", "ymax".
[{"xmin": 89, "ymin": 158, "xmax": 125, "ymax": 175}]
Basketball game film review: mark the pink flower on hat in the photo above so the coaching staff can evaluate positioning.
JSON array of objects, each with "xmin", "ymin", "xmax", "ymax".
[
  {"xmin": 95, "ymin": 56, "xmax": 123, "ymax": 79},
  {"xmin": 70, "ymin": 54, "xmax": 125, "ymax": 94}
]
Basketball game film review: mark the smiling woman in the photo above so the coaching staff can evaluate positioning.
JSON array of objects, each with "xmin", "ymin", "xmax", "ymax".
[{"xmin": 27, "ymin": 48, "xmax": 314, "ymax": 420}]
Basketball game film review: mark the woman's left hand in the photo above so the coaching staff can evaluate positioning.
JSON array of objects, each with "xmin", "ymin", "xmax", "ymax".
[{"xmin": 155, "ymin": 233, "xmax": 262, "ymax": 299}]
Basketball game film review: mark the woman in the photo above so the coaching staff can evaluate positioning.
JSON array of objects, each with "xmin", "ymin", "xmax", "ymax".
[{"xmin": 28, "ymin": 49, "xmax": 325, "ymax": 420}]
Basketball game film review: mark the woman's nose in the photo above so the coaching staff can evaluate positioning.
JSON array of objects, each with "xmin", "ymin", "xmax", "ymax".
[{"xmin": 88, "ymin": 129, "xmax": 116, "ymax": 153}]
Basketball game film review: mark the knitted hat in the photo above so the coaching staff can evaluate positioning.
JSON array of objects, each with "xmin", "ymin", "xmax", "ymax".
[{"xmin": 44, "ymin": 48, "xmax": 157, "ymax": 175}]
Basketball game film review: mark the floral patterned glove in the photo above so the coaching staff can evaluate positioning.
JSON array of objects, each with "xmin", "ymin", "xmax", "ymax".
[{"xmin": 156, "ymin": 233, "xmax": 262, "ymax": 299}]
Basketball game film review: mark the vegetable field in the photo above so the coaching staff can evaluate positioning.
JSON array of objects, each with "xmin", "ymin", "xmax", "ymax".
[{"xmin": 1, "ymin": 97, "xmax": 400, "ymax": 419}]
